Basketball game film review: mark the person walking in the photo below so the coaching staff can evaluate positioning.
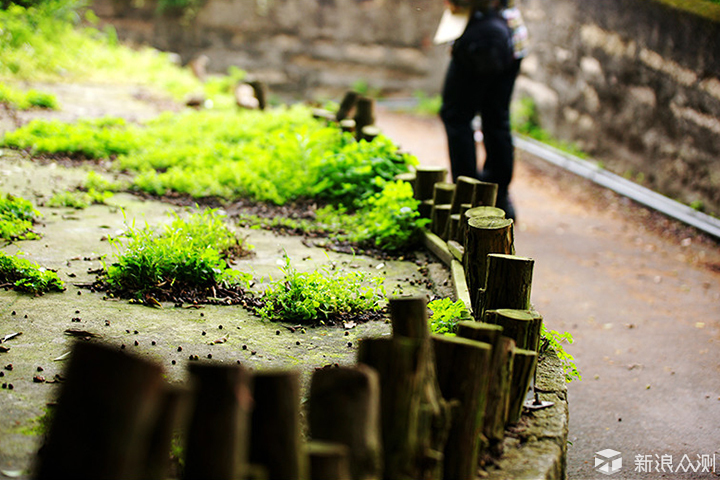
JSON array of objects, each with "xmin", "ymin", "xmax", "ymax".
[{"xmin": 440, "ymin": 0, "xmax": 525, "ymax": 220}]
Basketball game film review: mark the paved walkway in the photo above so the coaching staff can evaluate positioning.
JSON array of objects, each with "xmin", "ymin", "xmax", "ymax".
[{"xmin": 376, "ymin": 107, "xmax": 720, "ymax": 480}]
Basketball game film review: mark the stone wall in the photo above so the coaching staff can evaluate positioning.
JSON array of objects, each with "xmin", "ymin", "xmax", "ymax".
[
  {"xmin": 516, "ymin": 0, "xmax": 720, "ymax": 217},
  {"xmin": 92, "ymin": 0, "xmax": 720, "ymax": 216}
]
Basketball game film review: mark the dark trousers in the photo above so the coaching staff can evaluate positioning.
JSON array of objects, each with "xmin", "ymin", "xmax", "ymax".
[{"xmin": 440, "ymin": 58, "xmax": 521, "ymax": 199}]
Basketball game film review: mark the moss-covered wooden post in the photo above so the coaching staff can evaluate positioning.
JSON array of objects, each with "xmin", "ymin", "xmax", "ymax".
[
  {"xmin": 336, "ymin": 90, "xmax": 359, "ymax": 121},
  {"xmin": 432, "ymin": 335, "xmax": 492, "ymax": 480},
  {"xmin": 463, "ymin": 217, "xmax": 514, "ymax": 316},
  {"xmin": 414, "ymin": 166, "xmax": 447, "ymax": 201},
  {"xmin": 308, "ymin": 365, "xmax": 382, "ymax": 480},
  {"xmin": 185, "ymin": 363, "xmax": 252, "ymax": 480},
  {"xmin": 450, "ymin": 176, "xmax": 482, "ymax": 214},
  {"xmin": 484, "ymin": 309, "xmax": 543, "ymax": 352},
  {"xmin": 307, "ymin": 442, "xmax": 352, "ymax": 480},
  {"xmin": 480, "ymin": 254, "xmax": 534, "ymax": 318},
  {"xmin": 249, "ymin": 370, "xmax": 307, "ymax": 480},
  {"xmin": 508, "ymin": 348, "xmax": 538, "ymax": 424},
  {"xmin": 36, "ymin": 341, "xmax": 165, "ymax": 480},
  {"xmin": 354, "ymin": 96, "xmax": 375, "ymax": 141},
  {"xmin": 474, "ymin": 180, "xmax": 499, "ymax": 207}
]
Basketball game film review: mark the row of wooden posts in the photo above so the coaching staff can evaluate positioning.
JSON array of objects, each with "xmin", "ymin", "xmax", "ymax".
[{"xmin": 35, "ymin": 104, "xmax": 548, "ymax": 480}]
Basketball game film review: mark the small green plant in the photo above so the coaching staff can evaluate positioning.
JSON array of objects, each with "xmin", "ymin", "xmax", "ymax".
[
  {"xmin": 344, "ymin": 180, "xmax": 430, "ymax": 252},
  {"xmin": 540, "ymin": 325, "xmax": 581, "ymax": 382},
  {"xmin": 47, "ymin": 191, "xmax": 91, "ymax": 209},
  {"xmin": 83, "ymin": 170, "xmax": 123, "ymax": 193},
  {"xmin": 511, "ymin": 96, "xmax": 588, "ymax": 159},
  {"xmin": 0, "ymin": 251, "xmax": 65, "ymax": 294},
  {"xmin": 102, "ymin": 209, "xmax": 251, "ymax": 299},
  {"xmin": 0, "ymin": 193, "xmax": 41, "ymax": 241},
  {"xmin": 428, "ymin": 298, "xmax": 471, "ymax": 335},
  {"xmin": 256, "ymin": 254, "xmax": 385, "ymax": 324},
  {"xmin": 0, "ymin": 83, "xmax": 58, "ymax": 110}
]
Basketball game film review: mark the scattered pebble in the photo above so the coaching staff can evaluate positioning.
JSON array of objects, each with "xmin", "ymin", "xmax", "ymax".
[{"xmin": 33, "ymin": 375, "xmax": 45, "ymax": 383}]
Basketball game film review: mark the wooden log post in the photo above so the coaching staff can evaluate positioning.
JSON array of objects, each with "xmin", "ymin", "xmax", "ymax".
[
  {"xmin": 36, "ymin": 341, "xmax": 165, "ymax": 480},
  {"xmin": 480, "ymin": 254, "xmax": 534, "ymax": 319},
  {"xmin": 184, "ymin": 363, "xmax": 252, "ymax": 480},
  {"xmin": 249, "ymin": 370, "xmax": 307, "ymax": 480},
  {"xmin": 431, "ymin": 335, "xmax": 492, "ymax": 480},
  {"xmin": 307, "ymin": 442, "xmax": 352, "ymax": 480},
  {"xmin": 450, "ymin": 176, "xmax": 482, "ymax": 214},
  {"xmin": 141, "ymin": 386, "xmax": 188, "ymax": 480},
  {"xmin": 463, "ymin": 217, "xmax": 514, "ymax": 317},
  {"xmin": 484, "ymin": 309, "xmax": 543, "ymax": 352},
  {"xmin": 248, "ymin": 80, "xmax": 267, "ymax": 110},
  {"xmin": 361, "ymin": 125, "xmax": 381, "ymax": 142},
  {"xmin": 336, "ymin": 91, "xmax": 359, "ymax": 121},
  {"xmin": 432, "ymin": 182, "xmax": 455, "ymax": 206},
  {"xmin": 357, "ymin": 297, "xmax": 452, "ymax": 480},
  {"xmin": 414, "ymin": 166, "xmax": 447, "ymax": 201},
  {"xmin": 431, "ymin": 204, "xmax": 452, "ymax": 240},
  {"xmin": 457, "ymin": 203, "xmax": 473, "ymax": 244},
  {"xmin": 456, "ymin": 322, "xmax": 514, "ymax": 452},
  {"xmin": 446, "ymin": 213, "xmax": 461, "ymax": 243},
  {"xmin": 507, "ymin": 348, "xmax": 538, "ymax": 425},
  {"xmin": 353, "ymin": 96, "xmax": 375, "ymax": 141},
  {"xmin": 308, "ymin": 365, "xmax": 382, "ymax": 480},
  {"xmin": 340, "ymin": 119, "xmax": 356, "ymax": 134},
  {"xmin": 473, "ymin": 181, "xmax": 499, "ymax": 207},
  {"xmin": 419, "ymin": 199, "xmax": 434, "ymax": 219}
]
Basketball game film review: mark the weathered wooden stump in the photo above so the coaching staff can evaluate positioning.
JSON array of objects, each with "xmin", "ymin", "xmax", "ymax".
[
  {"xmin": 336, "ymin": 90, "xmax": 359, "ymax": 121},
  {"xmin": 307, "ymin": 442, "xmax": 352, "ymax": 480},
  {"xmin": 433, "ymin": 182, "xmax": 456, "ymax": 206},
  {"xmin": 184, "ymin": 363, "xmax": 252, "ymax": 480},
  {"xmin": 473, "ymin": 181, "xmax": 499, "ymax": 207},
  {"xmin": 431, "ymin": 204, "xmax": 452, "ymax": 240},
  {"xmin": 432, "ymin": 335, "xmax": 492, "ymax": 480},
  {"xmin": 484, "ymin": 309, "xmax": 542, "ymax": 352},
  {"xmin": 463, "ymin": 217, "xmax": 514, "ymax": 315},
  {"xmin": 308, "ymin": 365, "xmax": 382, "ymax": 480},
  {"xmin": 36, "ymin": 341, "xmax": 165, "ymax": 480},
  {"xmin": 142, "ymin": 386, "xmax": 188, "ymax": 480},
  {"xmin": 450, "ymin": 176, "xmax": 482, "ymax": 214},
  {"xmin": 249, "ymin": 370, "xmax": 306, "ymax": 480},
  {"xmin": 508, "ymin": 348, "xmax": 538, "ymax": 425},
  {"xmin": 479, "ymin": 254, "xmax": 534, "ymax": 319},
  {"xmin": 414, "ymin": 166, "xmax": 448, "ymax": 201},
  {"xmin": 353, "ymin": 96, "xmax": 375, "ymax": 141}
]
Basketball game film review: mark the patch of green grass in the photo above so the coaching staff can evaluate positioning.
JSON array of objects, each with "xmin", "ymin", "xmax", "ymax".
[
  {"xmin": 540, "ymin": 325, "xmax": 581, "ymax": 382},
  {"xmin": 103, "ymin": 208, "xmax": 252, "ymax": 298},
  {"xmin": 256, "ymin": 254, "xmax": 385, "ymax": 324},
  {"xmin": 0, "ymin": 192, "xmax": 41, "ymax": 242},
  {"xmin": 47, "ymin": 191, "xmax": 91, "ymax": 209},
  {"xmin": 428, "ymin": 298, "xmax": 471, "ymax": 335},
  {"xmin": 0, "ymin": 251, "xmax": 65, "ymax": 294},
  {"xmin": 12, "ymin": 406, "xmax": 54, "ymax": 437},
  {"xmin": 0, "ymin": 83, "xmax": 58, "ymax": 110}
]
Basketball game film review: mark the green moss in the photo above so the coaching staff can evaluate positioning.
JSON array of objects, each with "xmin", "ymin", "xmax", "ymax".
[{"xmin": 649, "ymin": 0, "xmax": 720, "ymax": 22}]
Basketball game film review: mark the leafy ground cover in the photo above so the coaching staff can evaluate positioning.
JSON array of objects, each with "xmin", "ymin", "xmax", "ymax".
[
  {"xmin": 0, "ymin": 193, "xmax": 41, "ymax": 242},
  {"xmin": 0, "ymin": 251, "xmax": 64, "ymax": 294}
]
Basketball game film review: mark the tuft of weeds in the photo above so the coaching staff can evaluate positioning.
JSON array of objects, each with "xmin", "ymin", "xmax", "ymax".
[
  {"xmin": 100, "ymin": 208, "xmax": 252, "ymax": 301},
  {"xmin": 47, "ymin": 191, "xmax": 91, "ymax": 209},
  {"xmin": 0, "ymin": 251, "xmax": 65, "ymax": 294},
  {"xmin": 0, "ymin": 192, "xmax": 41, "ymax": 242},
  {"xmin": 255, "ymin": 254, "xmax": 385, "ymax": 324},
  {"xmin": 428, "ymin": 298, "xmax": 471, "ymax": 335},
  {"xmin": 0, "ymin": 82, "xmax": 58, "ymax": 110}
]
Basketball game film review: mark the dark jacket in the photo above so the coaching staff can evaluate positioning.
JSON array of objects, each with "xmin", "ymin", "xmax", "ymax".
[{"xmin": 451, "ymin": 10, "xmax": 513, "ymax": 76}]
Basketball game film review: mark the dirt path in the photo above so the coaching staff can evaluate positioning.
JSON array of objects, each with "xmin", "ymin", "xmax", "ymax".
[{"xmin": 377, "ymin": 107, "xmax": 720, "ymax": 479}]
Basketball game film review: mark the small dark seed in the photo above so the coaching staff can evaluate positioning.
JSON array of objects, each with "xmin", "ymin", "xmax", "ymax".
[
  {"xmin": 11, "ymin": 311, "xmax": 15, "ymax": 316},
  {"xmin": 202, "ymin": 331, "xmax": 206, "ymax": 336},
  {"xmin": 207, "ymin": 354, "xmax": 212, "ymax": 359},
  {"xmin": 218, "ymin": 325, "xmax": 223, "ymax": 330},
  {"xmin": 37, "ymin": 367, "xmax": 44, "ymax": 372},
  {"xmin": 0, "ymin": 372, "xmax": 4, "ymax": 377},
  {"xmin": 242, "ymin": 345, "xmax": 247, "ymax": 350},
  {"xmin": 4, "ymin": 364, "xmax": 13, "ymax": 371},
  {"xmin": 24, "ymin": 314, "xmax": 28, "ymax": 319},
  {"xmin": 9, "ymin": 383, "xmax": 14, "ymax": 389},
  {"xmin": 121, "ymin": 344, "xmax": 126, "ymax": 349},
  {"xmin": 276, "ymin": 330, "xmax": 281, "ymax": 335},
  {"xmin": 134, "ymin": 340, "xmax": 139, "ymax": 346},
  {"xmin": 171, "ymin": 360, "xmax": 176, "ymax": 365},
  {"xmin": 296, "ymin": 341, "xmax": 300, "ymax": 346},
  {"xmin": 347, "ymin": 342, "xmax": 352, "ymax": 347},
  {"xmin": 151, "ymin": 341, "xmax": 156, "ymax": 346},
  {"xmin": 251, "ymin": 351, "xmax": 257, "ymax": 355},
  {"xmin": 236, "ymin": 360, "xmax": 241, "ymax": 365},
  {"xmin": 133, "ymin": 330, "xmax": 139, "ymax": 335},
  {"xmin": 75, "ymin": 310, "xmax": 80, "ymax": 314},
  {"xmin": 77, "ymin": 291, "xmax": 81, "ymax": 295},
  {"xmin": 177, "ymin": 346, "xmax": 183, "ymax": 352},
  {"xmin": 344, "ymin": 331, "xmax": 349, "ymax": 336},
  {"xmin": 200, "ymin": 313, "xmax": 204, "ymax": 317},
  {"xmin": 126, "ymin": 329, "xmax": 131, "ymax": 334}
]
